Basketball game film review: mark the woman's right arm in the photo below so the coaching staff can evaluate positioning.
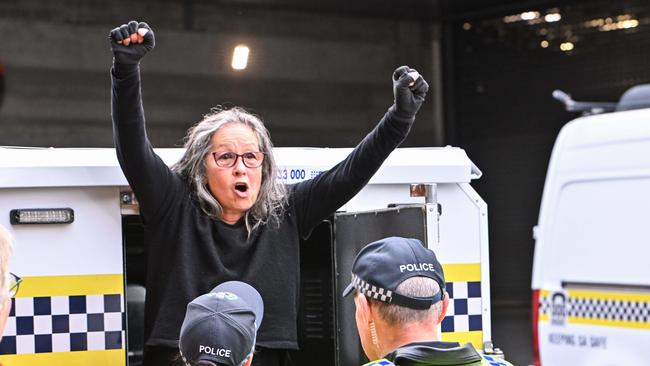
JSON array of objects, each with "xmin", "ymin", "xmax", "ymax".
[{"xmin": 110, "ymin": 21, "xmax": 177, "ymax": 222}]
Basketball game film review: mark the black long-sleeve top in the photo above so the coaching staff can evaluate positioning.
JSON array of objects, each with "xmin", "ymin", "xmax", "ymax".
[{"xmin": 111, "ymin": 65, "xmax": 414, "ymax": 349}]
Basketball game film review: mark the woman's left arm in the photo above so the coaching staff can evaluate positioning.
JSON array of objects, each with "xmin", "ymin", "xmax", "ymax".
[{"xmin": 293, "ymin": 66, "xmax": 429, "ymax": 238}]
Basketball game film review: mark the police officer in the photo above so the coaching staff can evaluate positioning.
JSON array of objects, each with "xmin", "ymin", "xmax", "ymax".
[
  {"xmin": 179, "ymin": 281, "xmax": 264, "ymax": 366},
  {"xmin": 342, "ymin": 237, "xmax": 513, "ymax": 366}
]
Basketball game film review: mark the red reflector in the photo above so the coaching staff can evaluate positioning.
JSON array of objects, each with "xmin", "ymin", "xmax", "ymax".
[{"xmin": 532, "ymin": 289, "xmax": 541, "ymax": 366}]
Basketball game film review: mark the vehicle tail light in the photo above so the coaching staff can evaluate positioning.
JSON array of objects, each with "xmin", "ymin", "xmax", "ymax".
[{"xmin": 532, "ymin": 289, "xmax": 541, "ymax": 366}]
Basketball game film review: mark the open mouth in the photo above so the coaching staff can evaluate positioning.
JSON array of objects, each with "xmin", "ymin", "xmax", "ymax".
[{"xmin": 234, "ymin": 182, "xmax": 249, "ymax": 193}]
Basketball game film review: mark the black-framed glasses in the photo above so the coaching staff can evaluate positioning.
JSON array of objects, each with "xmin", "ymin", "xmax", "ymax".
[
  {"xmin": 9, "ymin": 273, "xmax": 22, "ymax": 298},
  {"xmin": 211, "ymin": 151, "xmax": 265, "ymax": 168}
]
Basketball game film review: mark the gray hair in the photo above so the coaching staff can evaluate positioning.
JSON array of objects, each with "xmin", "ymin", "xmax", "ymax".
[
  {"xmin": 370, "ymin": 276, "xmax": 443, "ymax": 326},
  {"xmin": 172, "ymin": 107, "xmax": 287, "ymax": 233},
  {"xmin": 0, "ymin": 225, "xmax": 14, "ymax": 302}
]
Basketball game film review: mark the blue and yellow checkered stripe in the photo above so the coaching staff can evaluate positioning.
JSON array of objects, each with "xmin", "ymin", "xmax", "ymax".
[
  {"xmin": 539, "ymin": 288, "xmax": 650, "ymax": 329},
  {"xmin": 0, "ymin": 274, "xmax": 126, "ymax": 366},
  {"xmin": 440, "ymin": 264, "xmax": 483, "ymax": 349}
]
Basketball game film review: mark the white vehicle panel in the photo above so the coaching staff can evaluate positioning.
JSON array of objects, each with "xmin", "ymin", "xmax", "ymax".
[
  {"xmin": 539, "ymin": 322, "xmax": 649, "ymax": 366},
  {"xmin": 0, "ymin": 187, "xmax": 123, "ymax": 276},
  {"xmin": 545, "ymin": 177, "xmax": 650, "ymax": 285}
]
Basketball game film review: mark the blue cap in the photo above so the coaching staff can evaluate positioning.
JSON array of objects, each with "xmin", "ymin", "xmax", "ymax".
[
  {"xmin": 342, "ymin": 237, "xmax": 445, "ymax": 310},
  {"xmin": 179, "ymin": 281, "xmax": 264, "ymax": 366}
]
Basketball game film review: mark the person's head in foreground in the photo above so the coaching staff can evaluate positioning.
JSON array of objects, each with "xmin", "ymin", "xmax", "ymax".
[
  {"xmin": 342, "ymin": 236, "xmax": 448, "ymax": 361},
  {"xmin": 0, "ymin": 225, "xmax": 16, "ymax": 340},
  {"xmin": 179, "ymin": 281, "xmax": 264, "ymax": 366}
]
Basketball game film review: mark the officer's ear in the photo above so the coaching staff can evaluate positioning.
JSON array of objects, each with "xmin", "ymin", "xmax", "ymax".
[
  {"xmin": 438, "ymin": 290, "xmax": 449, "ymax": 324},
  {"xmin": 354, "ymin": 291, "xmax": 372, "ymax": 323},
  {"xmin": 243, "ymin": 355, "xmax": 253, "ymax": 366}
]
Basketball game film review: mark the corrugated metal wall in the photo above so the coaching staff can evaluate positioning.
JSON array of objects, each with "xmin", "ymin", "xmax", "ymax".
[{"xmin": 0, "ymin": 0, "xmax": 438, "ymax": 148}]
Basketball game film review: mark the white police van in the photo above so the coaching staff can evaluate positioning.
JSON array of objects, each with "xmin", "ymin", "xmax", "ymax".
[
  {"xmin": 531, "ymin": 86, "xmax": 650, "ymax": 366},
  {"xmin": 0, "ymin": 146, "xmax": 501, "ymax": 365}
]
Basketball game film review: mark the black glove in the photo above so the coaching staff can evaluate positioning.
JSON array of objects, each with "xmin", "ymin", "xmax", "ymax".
[
  {"xmin": 109, "ymin": 20, "xmax": 155, "ymax": 66},
  {"xmin": 390, "ymin": 65, "xmax": 429, "ymax": 121}
]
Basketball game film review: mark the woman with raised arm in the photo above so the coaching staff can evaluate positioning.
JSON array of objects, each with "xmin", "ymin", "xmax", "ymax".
[{"xmin": 109, "ymin": 20, "xmax": 428, "ymax": 366}]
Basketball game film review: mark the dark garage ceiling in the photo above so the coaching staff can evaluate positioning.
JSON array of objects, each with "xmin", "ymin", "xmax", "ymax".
[{"xmin": 183, "ymin": 0, "xmax": 563, "ymax": 21}]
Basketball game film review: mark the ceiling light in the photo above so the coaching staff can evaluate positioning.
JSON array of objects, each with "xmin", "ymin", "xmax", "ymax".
[
  {"xmin": 232, "ymin": 45, "xmax": 250, "ymax": 70},
  {"xmin": 545, "ymin": 13, "xmax": 561, "ymax": 22},
  {"xmin": 560, "ymin": 42, "xmax": 574, "ymax": 51},
  {"xmin": 521, "ymin": 11, "xmax": 540, "ymax": 21}
]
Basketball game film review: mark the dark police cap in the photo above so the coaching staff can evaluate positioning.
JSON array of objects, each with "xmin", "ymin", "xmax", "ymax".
[
  {"xmin": 342, "ymin": 236, "xmax": 445, "ymax": 310},
  {"xmin": 179, "ymin": 281, "xmax": 264, "ymax": 366}
]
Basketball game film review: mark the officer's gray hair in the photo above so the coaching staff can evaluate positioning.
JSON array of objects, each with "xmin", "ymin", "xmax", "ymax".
[
  {"xmin": 370, "ymin": 276, "xmax": 443, "ymax": 326},
  {"xmin": 0, "ymin": 225, "xmax": 14, "ymax": 302},
  {"xmin": 172, "ymin": 107, "xmax": 287, "ymax": 233}
]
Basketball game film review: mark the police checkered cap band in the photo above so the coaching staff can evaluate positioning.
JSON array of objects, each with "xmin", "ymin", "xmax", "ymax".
[
  {"xmin": 349, "ymin": 274, "xmax": 443, "ymax": 310},
  {"xmin": 353, "ymin": 274, "xmax": 393, "ymax": 302}
]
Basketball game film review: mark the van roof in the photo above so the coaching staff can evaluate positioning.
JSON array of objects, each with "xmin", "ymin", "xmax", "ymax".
[
  {"xmin": 559, "ymin": 107, "xmax": 650, "ymax": 149},
  {"xmin": 547, "ymin": 107, "xmax": 650, "ymax": 177},
  {"xmin": 537, "ymin": 106, "xmax": 650, "ymax": 225},
  {"xmin": 0, "ymin": 146, "xmax": 480, "ymax": 188}
]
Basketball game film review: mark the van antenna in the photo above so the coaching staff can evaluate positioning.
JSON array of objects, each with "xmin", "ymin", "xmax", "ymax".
[{"xmin": 552, "ymin": 89, "xmax": 616, "ymax": 115}]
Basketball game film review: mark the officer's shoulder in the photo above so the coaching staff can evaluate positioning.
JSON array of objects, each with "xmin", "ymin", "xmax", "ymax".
[
  {"xmin": 362, "ymin": 359, "xmax": 395, "ymax": 366},
  {"xmin": 481, "ymin": 355, "xmax": 514, "ymax": 366}
]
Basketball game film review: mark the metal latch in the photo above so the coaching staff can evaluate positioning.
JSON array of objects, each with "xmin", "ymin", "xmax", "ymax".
[
  {"xmin": 410, "ymin": 184, "xmax": 442, "ymax": 216},
  {"xmin": 410, "ymin": 184, "xmax": 442, "ymax": 248},
  {"xmin": 120, "ymin": 190, "xmax": 140, "ymax": 215}
]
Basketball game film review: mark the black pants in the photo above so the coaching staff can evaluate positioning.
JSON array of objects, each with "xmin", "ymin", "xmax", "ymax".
[{"xmin": 144, "ymin": 345, "xmax": 290, "ymax": 366}]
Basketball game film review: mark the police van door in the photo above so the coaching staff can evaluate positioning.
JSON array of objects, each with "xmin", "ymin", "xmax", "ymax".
[{"xmin": 333, "ymin": 205, "xmax": 428, "ymax": 366}]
